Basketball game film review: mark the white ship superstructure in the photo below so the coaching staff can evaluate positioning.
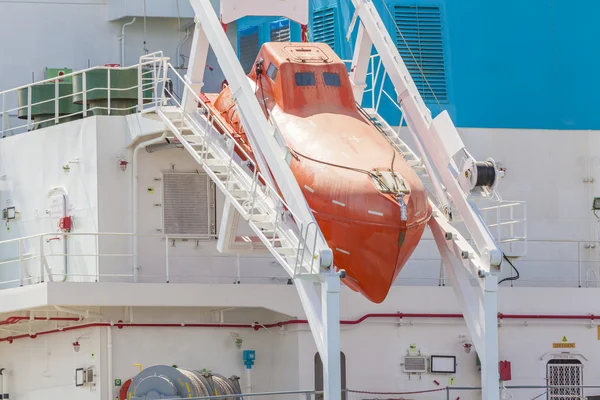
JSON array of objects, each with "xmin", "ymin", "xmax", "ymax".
[{"xmin": 0, "ymin": 1, "xmax": 597, "ymax": 400}]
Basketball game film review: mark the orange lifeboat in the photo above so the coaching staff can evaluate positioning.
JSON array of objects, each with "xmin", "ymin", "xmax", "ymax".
[{"xmin": 203, "ymin": 42, "xmax": 432, "ymax": 303}]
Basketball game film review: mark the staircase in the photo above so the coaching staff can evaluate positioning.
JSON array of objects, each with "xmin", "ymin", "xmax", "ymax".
[{"xmin": 145, "ymin": 74, "xmax": 322, "ymax": 279}]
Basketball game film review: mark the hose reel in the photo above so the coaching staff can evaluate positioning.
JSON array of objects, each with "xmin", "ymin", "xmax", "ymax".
[
  {"xmin": 127, "ymin": 365, "xmax": 242, "ymax": 399},
  {"xmin": 460, "ymin": 158, "xmax": 499, "ymax": 195}
]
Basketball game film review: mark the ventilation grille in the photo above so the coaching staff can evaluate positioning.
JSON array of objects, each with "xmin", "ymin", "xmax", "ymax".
[
  {"xmin": 163, "ymin": 172, "xmax": 212, "ymax": 236},
  {"xmin": 547, "ymin": 362, "xmax": 583, "ymax": 399},
  {"xmin": 394, "ymin": 5, "xmax": 447, "ymax": 102},
  {"xmin": 239, "ymin": 26, "xmax": 260, "ymax": 74},
  {"xmin": 403, "ymin": 356, "xmax": 427, "ymax": 373},
  {"xmin": 271, "ymin": 19, "xmax": 291, "ymax": 42},
  {"xmin": 312, "ymin": 7, "xmax": 336, "ymax": 51}
]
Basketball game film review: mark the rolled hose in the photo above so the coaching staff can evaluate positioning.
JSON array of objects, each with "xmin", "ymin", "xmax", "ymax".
[{"xmin": 127, "ymin": 365, "xmax": 242, "ymax": 399}]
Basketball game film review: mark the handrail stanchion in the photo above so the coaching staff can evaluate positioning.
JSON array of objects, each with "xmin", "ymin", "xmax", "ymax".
[
  {"xmin": 1, "ymin": 92, "xmax": 6, "ymax": 137},
  {"xmin": 27, "ymin": 86, "xmax": 32, "ymax": 131},
  {"xmin": 39, "ymin": 235, "xmax": 44, "ymax": 283},
  {"xmin": 82, "ymin": 72, "xmax": 87, "ymax": 117},
  {"xmin": 55, "ymin": 79, "xmax": 59, "ymax": 125},
  {"xmin": 138, "ymin": 62, "xmax": 143, "ymax": 111},
  {"xmin": 18, "ymin": 239, "xmax": 24, "ymax": 286},
  {"xmin": 371, "ymin": 55, "xmax": 375, "ymax": 107},
  {"xmin": 107, "ymin": 68, "xmax": 111, "ymax": 115},
  {"xmin": 95, "ymin": 233, "xmax": 99, "ymax": 282}
]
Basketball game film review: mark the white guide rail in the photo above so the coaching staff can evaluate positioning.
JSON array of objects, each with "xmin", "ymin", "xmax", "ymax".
[{"xmin": 345, "ymin": 1, "xmax": 530, "ymax": 398}]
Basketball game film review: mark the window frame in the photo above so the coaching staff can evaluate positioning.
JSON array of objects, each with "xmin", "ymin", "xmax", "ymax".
[
  {"xmin": 323, "ymin": 72, "xmax": 341, "ymax": 87},
  {"xmin": 295, "ymin": 72, "xmax": 316, "ymax": 87},
  {"xmin": 266, "ymin": 63, "xmax": 278, "ymax": 82}
]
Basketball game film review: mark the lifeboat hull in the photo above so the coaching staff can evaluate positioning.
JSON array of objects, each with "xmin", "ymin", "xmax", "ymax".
[{"xmin": 205, "ymin": 42, "xmax": 432, "ymax": 303}]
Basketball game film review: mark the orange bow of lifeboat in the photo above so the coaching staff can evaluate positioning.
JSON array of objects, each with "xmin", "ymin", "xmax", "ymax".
[{"xmin": 204, "ymin": 42, "xmax": 432, "ymax": 303}]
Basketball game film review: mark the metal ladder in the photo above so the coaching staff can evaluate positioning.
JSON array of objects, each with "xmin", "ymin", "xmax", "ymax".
[{"xmin": 149, "ymin": 80, "xmax": 321, "ymax": 279}]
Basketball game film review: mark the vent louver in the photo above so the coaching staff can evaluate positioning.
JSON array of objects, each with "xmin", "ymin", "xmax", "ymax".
[
  {"xmin": 394, "ymin": 5, "xmax": 448, "ymax": 102},
  {"xmin": 403, "ymin": 356, "xmax": 428, "ymax": 373},
  {"xmin": 163, "ymin": 172, "xmax": 213, "ymax": 236},
  {"xmin": 312, "ymin": 7, "xmax": 337, "ymax": 51}
]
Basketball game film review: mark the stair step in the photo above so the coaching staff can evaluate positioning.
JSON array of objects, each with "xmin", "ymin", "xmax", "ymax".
[
  {"xmin": 205, "ymin": 160, "xmax": 229, "ymax": 173},
  {"xmin": 182, "ymin": 135, "xmax": 205, "ymax": 144},
  {"xmin": 250, "ymin": 214, "xmax": 275, "ymax": 223},
  {"xmin": 275, "ymin": 247, "xmax": 298, "ymax": 256}
]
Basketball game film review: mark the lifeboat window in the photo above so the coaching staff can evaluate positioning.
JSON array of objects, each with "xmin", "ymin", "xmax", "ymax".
[
  {"xmin": 323, "ymin": 72, "xmax": 341, "ymax": 87},
  {"xmin": 267, "ymin": 63, "xmax": 278, "ymax": 81},
  {"xmin": 295, "ymin": 72, "xmax": 316, "ymax": 86}
]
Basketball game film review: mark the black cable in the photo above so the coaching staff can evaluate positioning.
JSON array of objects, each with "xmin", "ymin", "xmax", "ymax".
[
  {"xmin": 255, "ymin": 59, "xmax": 269, "ymax": 116},
  {"xmin": 498, "ymin": 254, "xmax": 520, "ymax": 285},
  {"xmin": 475, "ymin": 161, "xmax": 496, "ymax": 187}
]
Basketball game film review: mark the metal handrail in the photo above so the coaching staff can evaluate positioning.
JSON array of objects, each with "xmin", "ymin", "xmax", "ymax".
[
  {"xmin": 0, "ymin": 233, "xmax": 597, "ymax": 288},
  {"xmin": 0, "ymin": 231, "xmax": 217, "ymax": 286},
  {"xmin": 0, "ymin": 53, "xmax": 165, "ymax": 136}
]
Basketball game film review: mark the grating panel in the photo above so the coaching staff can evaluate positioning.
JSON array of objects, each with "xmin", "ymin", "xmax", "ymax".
[
  {"xmin": 394, "ymin": 5, "xmax": 448, "ymax": 102},
  {"xmin": 271, "ymin": 19, "xmax": 291, "ymax": 42},
  {"xmin": 163, "ymin": 172, "xmax": 212, "ymax": 236},
  {"xmin": 239, "ymin": 26, "xmax": 260, "ymax": 74},
  {"xmin": 547, "ymin": 361, "xmax": 583, "ymax": 400},
  {"xmin": 312, "ymin": 7, "xmax": 337, "ymax": 51},
  {"xmin": 403, "ymin": 356, "xmax": 427, "ymax": 372}
]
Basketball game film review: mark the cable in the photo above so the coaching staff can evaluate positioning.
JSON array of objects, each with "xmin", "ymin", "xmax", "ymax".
[
  {"xmin": 289, "ymin": 148, "xmax": 394, "ymax": 194},
  {"xmin": 250, "ymin": 72, "xmax": 396, "ymax": 194},
  {"xmin": 498, "ymin": 254, "xmax": 520, "ymax": 285},
  {"xmin": 475, "ymin": 161, "xmax": 496, "ymax": 187}
]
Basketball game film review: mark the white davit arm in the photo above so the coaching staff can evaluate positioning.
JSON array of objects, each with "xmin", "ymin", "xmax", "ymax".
[
  {"xmin": 187, "ymin": 0, "xmax": 332, "ymax": 268},
  {"xmin": 220, "ymin": 0, "xmax": 308, "ymax": 24},
  {"xmin": 348, "ymin": 0, "xmax": 502, "ymax": 271}
]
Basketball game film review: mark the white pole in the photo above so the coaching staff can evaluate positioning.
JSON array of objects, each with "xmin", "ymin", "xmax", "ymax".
[
  {"xmin": 0, "ymin": 368, "xmax": 4, "ymax": 399},
  {"xmin": 107, "ymin": 327, "xmax": 113, "ymax": 400},
  {"xmin": 321, "ymin": 272, "xmax": 341, "ymax": 400},
  {"xmin": 244, "ymin": 368, "xmax": 251, "ymax": 393}
]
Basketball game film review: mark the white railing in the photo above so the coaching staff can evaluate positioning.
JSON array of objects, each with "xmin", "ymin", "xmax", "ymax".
[
  {"xmin": 0, "ymin": 51, "xmax": 166, "ymax": 137},
  {"xmin": 0, "ymin": 232, "xmax": 598, "ymax": 289},
  {"xmin": 0, "ymin": 232, "xmax": 224, "ymax": 287},
  {"xmin": 475, "ymin": 197, "xmax": 527, "ymax": 257}
]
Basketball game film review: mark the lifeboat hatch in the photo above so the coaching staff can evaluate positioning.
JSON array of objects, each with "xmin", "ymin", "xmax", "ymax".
[
  {"xmin": 283, "ymin": 45, "xmax": 331, "ymax": 63},
  {"xmin": 371, "ymin": 171, "xmax": 410, "ymax": 194}
]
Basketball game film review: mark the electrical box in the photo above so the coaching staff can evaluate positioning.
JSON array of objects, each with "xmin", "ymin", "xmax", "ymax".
[
  {"xmin": 430, "ymin": 355, "xmax": 456, "ymax": 374},
  {"xmin": 243, "ymin": 350, "xmax": 256, "ymax": 369},
  {"xmin": 85, "ymin": 367, "xmax": 96, "ymax": 385},
  {"xmin": 499, "ymin": 361, "xmax": 511, "ymax": 381},
  {"xmin": 59, "ymin": 216, "xmax": 73, "ymax": 232},
  {"xmin": 403, "ymin": 356, "xmax": 427, "ymax": 373}
]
